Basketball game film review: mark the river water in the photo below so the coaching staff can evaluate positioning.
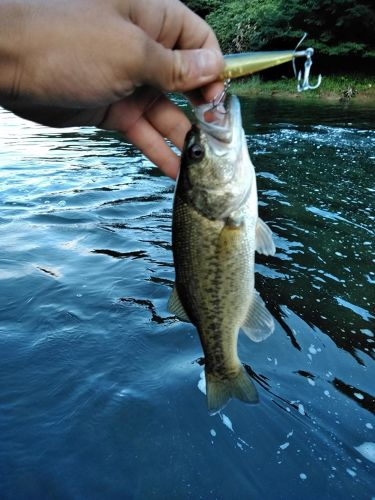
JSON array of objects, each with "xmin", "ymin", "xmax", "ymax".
[{"xmin": 0, "ymin": 97, "xmax": 374, "ymax": 499}]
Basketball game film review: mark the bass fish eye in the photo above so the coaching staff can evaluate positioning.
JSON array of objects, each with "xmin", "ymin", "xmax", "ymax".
[{"xmin": 188, "ymin": 143, "xmax": 204, "ymax": 161}]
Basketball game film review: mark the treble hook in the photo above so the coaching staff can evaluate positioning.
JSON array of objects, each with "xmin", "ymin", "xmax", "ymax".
[
  {"xmin": 296, "ymin": 47, "xmax": 322, "ymax": 91},
  {"xmin": 293, "ymin": 33, "xmax": 322, "ymax": 92}
]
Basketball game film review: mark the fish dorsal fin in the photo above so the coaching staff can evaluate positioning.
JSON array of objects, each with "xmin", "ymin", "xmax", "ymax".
[
  {"xmin": 256, "ymin": 218, "xmax": 276, "ymax": 256},
  {"xmin": 241, "ymin": 291, "xmax": 274, "ymax": 342},
  {"xmin": 167, "ymin": 286, "xmax": 191, "ymax": 322}
]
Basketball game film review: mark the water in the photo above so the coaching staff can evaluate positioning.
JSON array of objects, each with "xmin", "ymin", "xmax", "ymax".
[{"xmin": 0, "ymin": 97, "xmax": 374, "ymax": 499}]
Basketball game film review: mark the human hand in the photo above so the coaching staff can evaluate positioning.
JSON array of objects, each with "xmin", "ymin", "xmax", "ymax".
[{"xmin": 0, "ymin": 0, "xmax": 224, "ymax": 178}]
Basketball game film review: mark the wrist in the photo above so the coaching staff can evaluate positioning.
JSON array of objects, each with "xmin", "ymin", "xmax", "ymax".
[{"xmin": 0, "ymin": 1, "xmax": 28, "ymax": 104}]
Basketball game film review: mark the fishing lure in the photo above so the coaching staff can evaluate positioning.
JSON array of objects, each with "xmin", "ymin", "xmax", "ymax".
[{"xmin": 219, "ymin": 34, "xmax": 322, "ymax": 93}]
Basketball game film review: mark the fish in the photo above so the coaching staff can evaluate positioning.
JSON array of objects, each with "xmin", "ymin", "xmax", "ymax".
[{"xmin": 168, "ymin": 95, "xmax": 276, "ymax": 414}]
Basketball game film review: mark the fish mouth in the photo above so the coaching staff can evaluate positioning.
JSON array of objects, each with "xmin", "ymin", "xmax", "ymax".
[{"xmin": 194, "ymin": 95, "xmax": 242, "ymax": 145}]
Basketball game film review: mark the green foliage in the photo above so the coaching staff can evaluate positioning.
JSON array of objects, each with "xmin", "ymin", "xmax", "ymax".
[
  {"xmin": 206, "ymin": 0, "xmax": 288, "ymax": 52},
  {"xmin": 184, "ymin": 0, "xmax": 375, "ymax": 58},
  {"xmin": 281, "ymin": 0, "xmax": 375, "ymax": 57}
]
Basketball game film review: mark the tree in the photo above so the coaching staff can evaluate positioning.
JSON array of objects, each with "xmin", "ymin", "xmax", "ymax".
[
  {"xmin": 206, "ymin": 0, "xmax": 288, "ymax": 52},
  {"xmin": 282, "ymin": 0, "xmax": 375, "ymax": 57},
  {"xmin": 183, "ymin": 0, "xmax": 375, "ymax": 58}
]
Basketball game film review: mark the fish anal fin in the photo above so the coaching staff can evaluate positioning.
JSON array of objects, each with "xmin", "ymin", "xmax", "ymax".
[
  {"xmin": 256, "ymin": 218, "xmax": 276, "ymax": 256},
  {"xmin": 167, "ymin": 286, "xmax": 190, "ymax": 322},
  {"xmin": 206, "ymin": 366, "xmax": 259, "ymax": 414},
  {"xmin": 242, "ymin": 291, "xmax": 274, "ymax": 342}
]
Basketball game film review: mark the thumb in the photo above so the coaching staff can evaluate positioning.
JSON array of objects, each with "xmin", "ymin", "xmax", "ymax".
[{"xmin": 144, "ymin": 44, "xmax": 224, "ymax": 93}]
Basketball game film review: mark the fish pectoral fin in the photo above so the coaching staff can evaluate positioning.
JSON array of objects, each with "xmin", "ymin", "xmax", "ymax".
[
  {"xmin": 255, "ymin": 218, "xmax": 276, "ymax": 256},
  {"xmin": 167, "ymin": 286, "xmax": 191, "ymax": 322},
  {"xmin": 206, "ymin": 366, "xmax": 259, "ymax": 415},
  {"xmin": 241, "ymin": 291, "xmax": 275, "ymax": 342}
]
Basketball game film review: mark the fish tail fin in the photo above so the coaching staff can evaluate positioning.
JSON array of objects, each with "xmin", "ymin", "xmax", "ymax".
[{"xmin": 206, "ymin": 366, "xmax": 259, "ymax": 414}]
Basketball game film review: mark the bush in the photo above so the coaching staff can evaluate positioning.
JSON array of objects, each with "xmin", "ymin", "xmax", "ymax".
[{"xmin": 183, "ymin": 0, "xmax": 375, "ymax": 58}]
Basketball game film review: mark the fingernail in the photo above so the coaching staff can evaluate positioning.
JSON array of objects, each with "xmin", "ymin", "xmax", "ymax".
[{"xmin": 194, "ymin": 49, "xmax": 223, "ymax": 78}]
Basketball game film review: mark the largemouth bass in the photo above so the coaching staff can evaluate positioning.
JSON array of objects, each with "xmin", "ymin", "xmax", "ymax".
[{"xmin": 169, "ymin": 95, "xmax": 276, "ymax": 413}]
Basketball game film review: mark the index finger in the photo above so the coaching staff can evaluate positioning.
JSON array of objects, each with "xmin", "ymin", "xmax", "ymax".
[{"xmin": 124, "ymin": 0, "xmax": 224, "ymax": 101}]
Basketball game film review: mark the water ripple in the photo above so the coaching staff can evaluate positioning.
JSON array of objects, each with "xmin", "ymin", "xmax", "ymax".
[{"xmin": 1, "ymin": 100, "xmax": 374, "ymax": 499}]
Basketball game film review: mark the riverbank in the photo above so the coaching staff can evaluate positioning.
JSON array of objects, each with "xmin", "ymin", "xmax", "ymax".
[{"xmin": 230, "ymin": 75, "xmax": 375, "ymax": 102}]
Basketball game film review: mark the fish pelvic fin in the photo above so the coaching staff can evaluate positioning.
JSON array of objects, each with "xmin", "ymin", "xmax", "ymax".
[
  {"xmin": 256, "ymin": 217, "xmax": 276, "ymax": 256},
  {"xmin": 242, "ymin": 291, "xmax": 275, "ymax": 342},
  {"xmin": 167, "ymin": 286, "xmax": 190, "ymax": 322},
  {"xmin": 206, "ymin": 365, "xmax": 259, "ymax": 415}
]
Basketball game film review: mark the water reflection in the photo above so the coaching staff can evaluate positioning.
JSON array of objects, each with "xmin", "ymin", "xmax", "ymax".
[
  {"xmin": 332, "ymin": 378, "xmax": 375, "ymax": 414},
  {"xmin": 243, "ymin": 101, "xmax": 375, "ymax": 367},
  {"xmin": 0, "ymin": 100, "xmax": 374, "ymax": 499}
]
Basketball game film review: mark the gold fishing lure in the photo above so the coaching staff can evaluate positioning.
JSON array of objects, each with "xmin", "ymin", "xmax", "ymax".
[
  {"xmin": 221, "ymin": 50, "xmax": 305, "ymax": 79},
  {"xmin": 220, "ymin": 39, "xmax": 322, "ymax": 92}
]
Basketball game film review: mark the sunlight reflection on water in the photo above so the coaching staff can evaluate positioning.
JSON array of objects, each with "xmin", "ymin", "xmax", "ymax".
[{"xmin": 0, "ymin": 99, "xmax": 374, "ymax": 499}]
